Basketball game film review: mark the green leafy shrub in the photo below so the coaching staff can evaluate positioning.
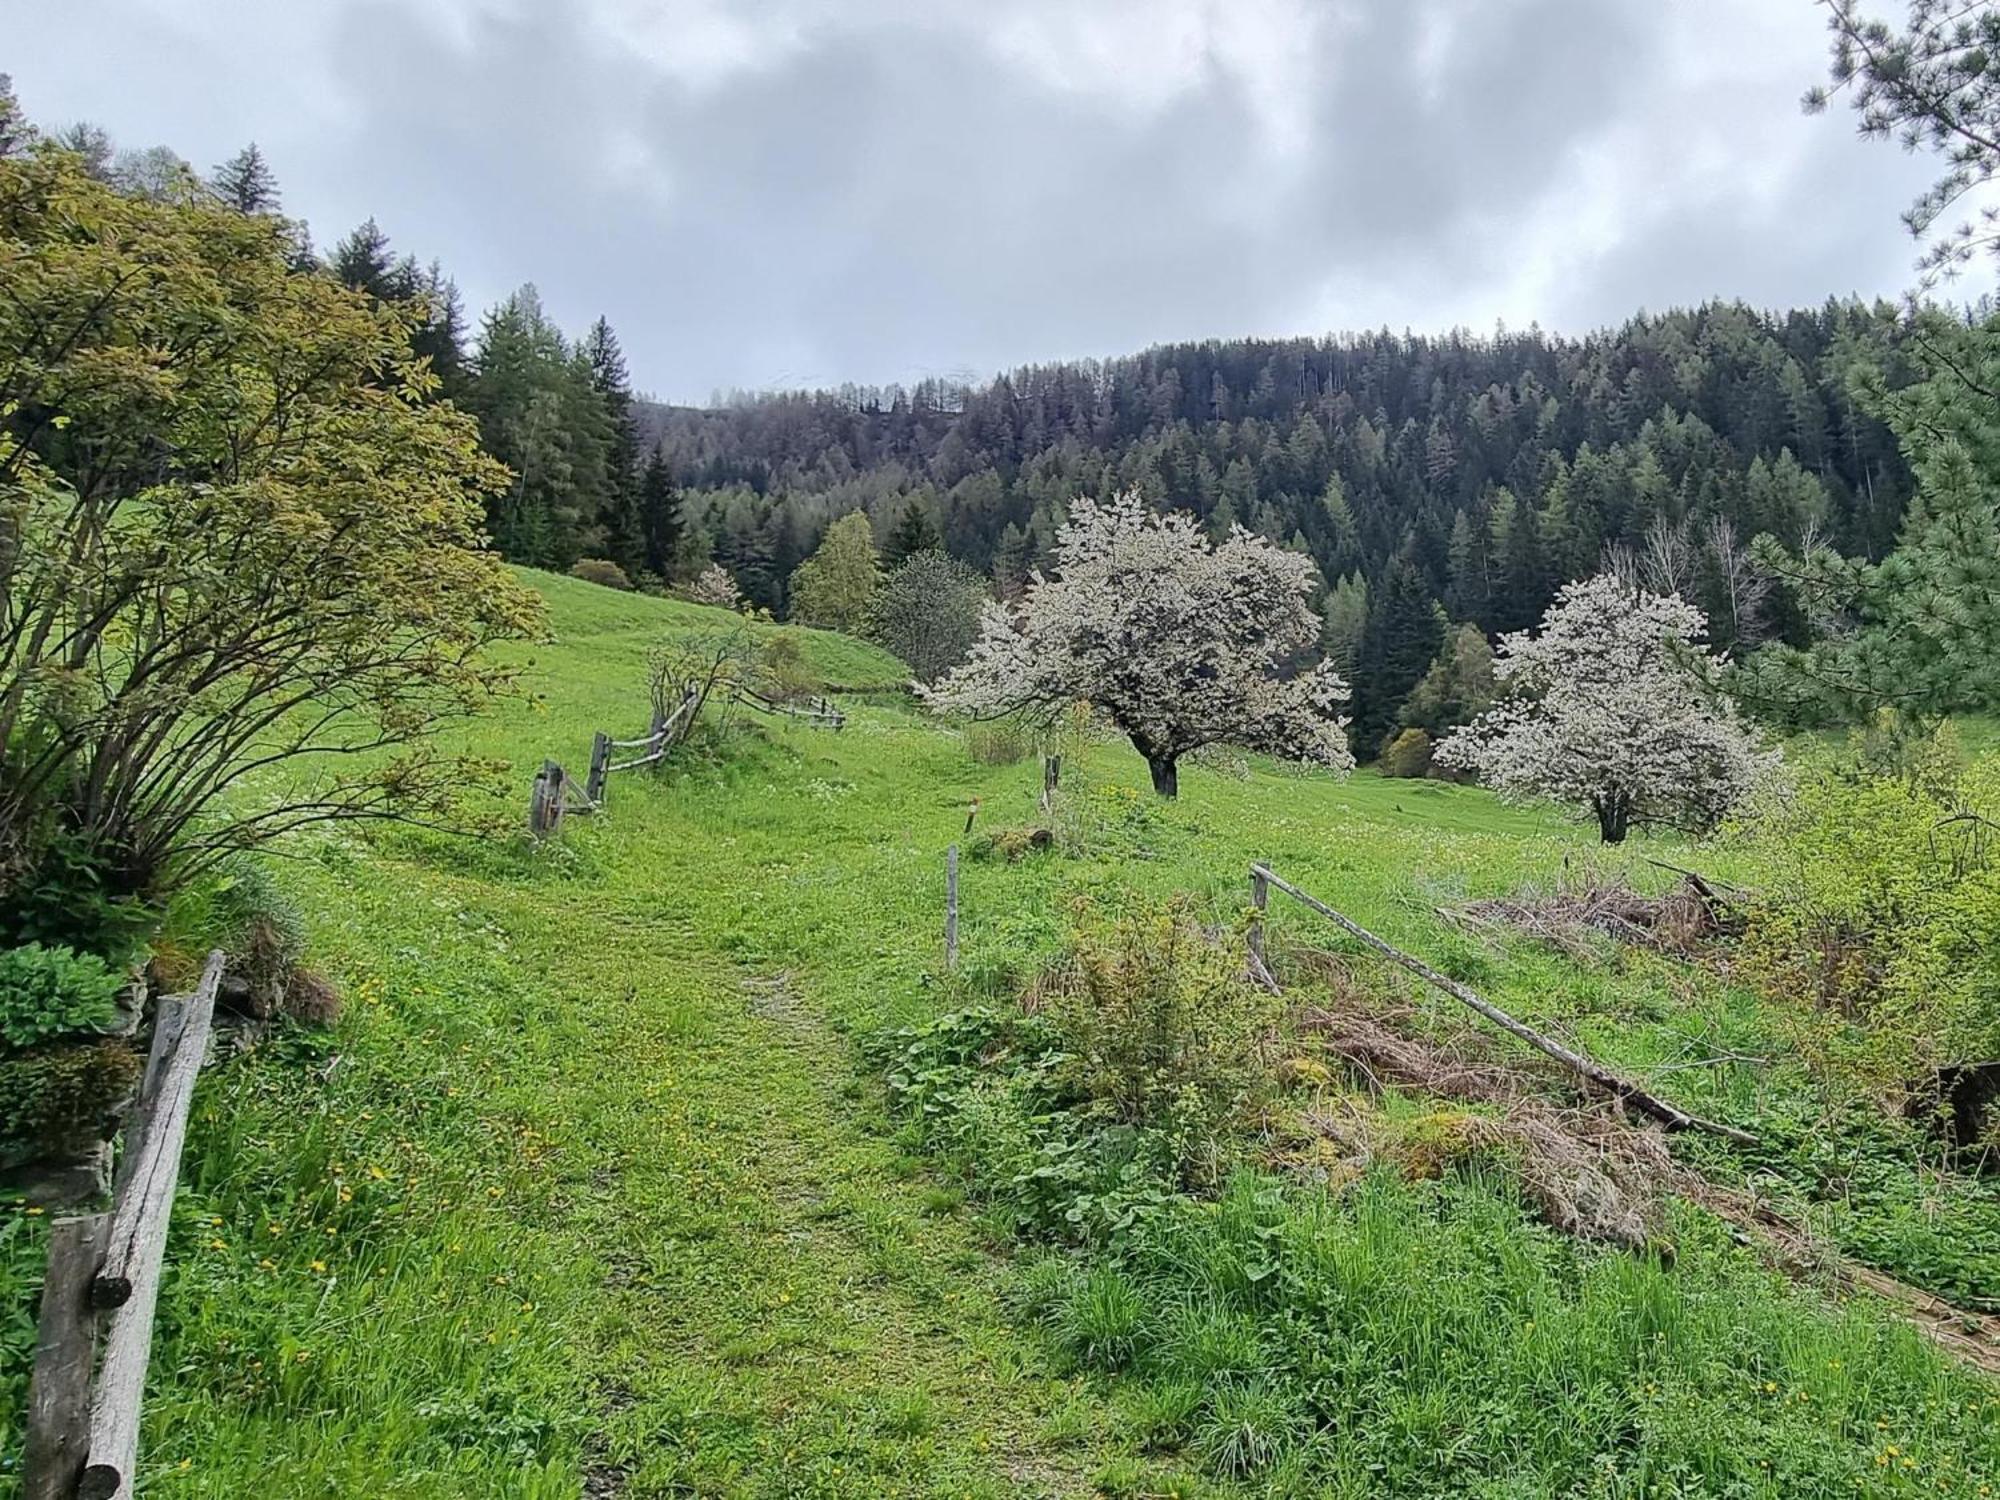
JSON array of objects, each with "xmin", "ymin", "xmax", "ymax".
[
  {"xmin": 567, "ymin": 558, "xmax": 634, "ymax": 590},
  {"xmin": 1734, "ymin": 741, "xmax": 2000, "ymax": 1095},
  {"xmin": 758, "ymin": 631, "xmax": 825, "ymax": 704},
  {"xmin": 0, "ymin": 1038, "xmax": 141, "ymax": 1156},
  {"xmin": 1038, "ymin": 897, "xmax": 1282, "ymax": 1184},
  {"xmin": 0, "ymin": 942, "xmax": 126, "ymax": 1050},
  {"xmin": 1377, "ymin": 726, "xmax": 1435, "ymax": 779},
  {"xmin": 0, "ymin": 826, "xmax": 160, "ymax": 964},
  {"xmin": 964, "ymin": 721, "xmax": 1031, "ymax": 766}
]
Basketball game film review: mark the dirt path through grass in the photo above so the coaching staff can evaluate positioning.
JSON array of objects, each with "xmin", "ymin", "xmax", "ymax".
[{"xmin": 562, "ymin": 949, "xmax": 1113, "ymax": 1498}]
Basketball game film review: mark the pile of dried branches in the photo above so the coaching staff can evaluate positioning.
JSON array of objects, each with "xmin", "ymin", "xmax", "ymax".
[
  {"xmin": 1283, "ymin": 987, "xmax": 2000, "ymax": 1373},
  {"xmin": 1290, "ymin": 996, "xmax": 1678, "ymax": 1250},
  {"xmin": 1446, "ymin": 870, "xmax": 1738, "ymax": 962}
]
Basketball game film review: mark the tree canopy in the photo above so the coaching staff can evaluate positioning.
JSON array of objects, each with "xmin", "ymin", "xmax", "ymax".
[
  {"xmin": 1438, "ymin": 577, "xmax": 1774, "ymax": 842},
  {"xmin": 924, "ymin": 493, "xmax": 1352, "ymax": 796},
  {"xmin": 0, "ymin": 142, "xmax": 540, "ymax": 925}
]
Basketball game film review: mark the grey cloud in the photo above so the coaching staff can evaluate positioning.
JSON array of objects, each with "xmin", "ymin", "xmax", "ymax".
[{"xmin": 9, "ymin": 0, "xmax": 1956, "ymax": 399}]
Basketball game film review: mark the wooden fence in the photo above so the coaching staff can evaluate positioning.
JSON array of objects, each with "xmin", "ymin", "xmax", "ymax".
[
  {"xmin": 1244, "ymin": 862, "xmax": 1754, "ymax": 1143},
  {"xmin": 531, "ymin": 682, "xmax": 845, "ymax": 838},
  {"xmin": 23, "ymin": 951, "xmax": 226, "ymax": 1500},
  {"xmin": 730, "ymin": 686, "xmax": 844, "ymax": 730}
]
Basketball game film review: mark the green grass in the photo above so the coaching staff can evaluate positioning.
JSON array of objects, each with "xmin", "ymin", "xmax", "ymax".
[{"xmin": 3, "ymin": 571, "xmax": 1996, "ymax": 1497}]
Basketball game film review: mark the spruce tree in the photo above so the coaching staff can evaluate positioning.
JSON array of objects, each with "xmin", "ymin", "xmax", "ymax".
[
  {"xmin": 0, "ymin": 75, "xmax": 32, "ymax": 158},
  {"xmin": 884, "ymin": 498, "xmax": 941, "ymax": 567},
  {"xmin": 584, "ymin": 316, "xmax": 644, "ymax": 574},
  {"xmin": 210, "ymin": 142, "xmax": 280, "ymax": 214},
  {"xmin": 638, "ymin": 449, "xmax": 684, "ymax": 581},
  {"xmin": 1353, "ymin": 554, "xmax": 1445, "ymax": 755},
  {"xmin": 329, "ymin": 218, "xmax": 396, "ymax": 300},
  {"xmin": 411, "ymin": 261, "xmax": 468, "ymax": 397}
]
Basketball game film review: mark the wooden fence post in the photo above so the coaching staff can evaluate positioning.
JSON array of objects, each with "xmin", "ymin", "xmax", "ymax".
[
  {"xmin": 1249, "ymin": 865, "xmax": 1269, "ymax": 965},
  {"xmin": 586, "ymin": 732, "xmax": 611, "ymax": 805},
  {"xmin": 80, "ymin": 952, "xmax": 223, "ymax": 1500},
  {"xmin": 528, "ymin": 763, "xmax": 551, "ymax": 837},
  {"xmin": 21, "ymin": 1213, "xmax": 112, "ymax": 1500},
  {"xmin": 1040, "ymin": 754, "xmax": 1061, "ymax": 812},
  {"xmin": 945, "ymin": 845, "xmax": 960, "ymax": 971}
]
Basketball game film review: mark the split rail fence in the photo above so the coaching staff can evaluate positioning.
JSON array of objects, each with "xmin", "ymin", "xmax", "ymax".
[
  {"xmin": 22, "ymin": 951, "xmax": 226, "ymax": 1500},
  {"xmin": 530, "ymin": 683, "xmax": 845, "ymax": 838}
]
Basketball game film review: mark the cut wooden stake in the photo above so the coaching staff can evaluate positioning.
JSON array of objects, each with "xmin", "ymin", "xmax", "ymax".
[
  {"xmin": 945, "ymin": 845, "xmax": 960, "ymax": 971},
  {"xmin": 1249, "ymin": 864, "xmax": 1756, "ymax": 1145},
  {"xmin": 22, "ymin": 1213, "xmax": 112, "ymax": 1500},
  {"xmin": 81, "ymin": 951, "xmax": 224, "ymax": 1500}
]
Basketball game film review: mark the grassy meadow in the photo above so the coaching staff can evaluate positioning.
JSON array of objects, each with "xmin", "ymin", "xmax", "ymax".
[{"xmin": 3, "ymin": 570, "xmax": 1997, "ymax": 1497}]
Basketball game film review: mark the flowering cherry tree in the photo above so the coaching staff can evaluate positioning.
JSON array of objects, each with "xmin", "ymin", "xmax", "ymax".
[
  {"xmin": 1436, "ymin": 576, "xmax": 1776, "ymax": 842},
  {"xmin": 923, "ymin": 493, "xmax": 1352, "ymax": 796}
]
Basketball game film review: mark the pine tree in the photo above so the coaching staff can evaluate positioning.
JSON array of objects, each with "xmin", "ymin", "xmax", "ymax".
[
  {"xmin": 638, "ymin": 449, "xmax": 684, "ymax": 581},
  {"xmin": 584, "ymin": 316, "xmax": 644, "ymax": 574},
  {"xmin": 1353, "ymin": 553, "xmax": 1445, "ymax": 755},
  {"xmin": 884, "ymin": 499, "xmax": 941, "ymax": 567},
  {"xmin": 210, "ymin": 142, "xmax": 279, "ymax": 214},
  {"xmin": 329, "ymin": 218, "xmax": 396, "ymax": 300}
]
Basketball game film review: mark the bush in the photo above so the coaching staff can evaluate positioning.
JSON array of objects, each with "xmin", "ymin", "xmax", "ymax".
[
  {"xmin": 1378, "ymin": 727, "xmax": 1435, "ymax": 778},
  {"xmin": 0, "ymin": 942, "xmax": 127, "ymax": 1051},
  {"xmin": 0, "ymin": 826, "xmax": 161, "ymax": 964},
  {"xmin": 568, "ymin": 558, "xmax": 634, "ymax": 590},
  {"xmin": 1734, "ymin": 740, "xmax": 2000, "ymax": 1096},
  {"xmin": 965, "ymin": 721, "xmax": 1032, "ymax": 765},
  {"xmin": 1039, "ymin": 897, "xmax": 1283, "ymax": 1185},
  {"xmin": 0, "ymin": 1038, "xmax": 142, "ymax": 1157},
  {"xmin": 759, "ymin": 632, "xmax": 825, "ymax": 704}
]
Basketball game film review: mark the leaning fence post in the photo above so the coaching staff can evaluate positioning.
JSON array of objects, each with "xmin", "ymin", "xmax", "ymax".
[
  {"xmin": 945, "ymin": 845, "xmax": 960, "ymax": 971},
  {"xmin": 586, "ymin": 732, "xmax": 611, "ymax": 805},
  {"xmin": 1249, "ymin": 865, "xmax": 1269, "ymax": 966},
  {"xmin": 528, "ymin": 764, "xmax": 550, "ymax": 837},
  {"xmin": 22, "ymin": 1213, "xmax": 112, "ymax": 1500}
]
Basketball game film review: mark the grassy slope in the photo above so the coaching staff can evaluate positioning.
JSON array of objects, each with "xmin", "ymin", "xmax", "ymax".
[{"xmin": 2, "ymin": 570, "xmax": 1995, "ymax": 1497}]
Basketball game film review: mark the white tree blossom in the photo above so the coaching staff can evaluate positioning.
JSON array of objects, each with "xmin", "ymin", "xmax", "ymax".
[
  {"xmin": 1436, "ymin": 575, "xmax": 1777, "ymax": 841},
  {"xmin": 922, "ymin": 492, "xmax": 1352, "ymax": 796},
  {"xmin": 683, "ymin": 563, "xmax": 744, "ymax": 611}
]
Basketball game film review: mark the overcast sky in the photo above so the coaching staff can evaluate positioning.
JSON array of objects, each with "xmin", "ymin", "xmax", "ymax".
[{"xmin": 11, "ymin": 1, "xmax": 1967, "ymax": 402}]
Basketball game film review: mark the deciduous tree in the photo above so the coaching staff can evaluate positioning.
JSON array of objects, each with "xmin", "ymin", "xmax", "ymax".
[
  {"xmin": 0, "ymin": 147, "xmax": 539, "ymax": 917},
  {"xmin": 924, "ymin": 492, "xmax": 1352, "ymax": 796},
  {"xmin": 871, "ymin": 550, "xmax": 987, "ymax": 683},
  {"xmin": 1438, "ymin": 577, "xmax": 1774, "ymax": 842},
  {"xmin": 789, "ymin": 510, "xmax": 880, "ymax": 631}
]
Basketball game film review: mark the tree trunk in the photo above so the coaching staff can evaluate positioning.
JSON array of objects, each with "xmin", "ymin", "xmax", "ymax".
[
  {"xmin": 1145, "ymin": 752, "xmax": 1179, "ymax": 798},
  {"xmin": 1595, "ymin": 795, "xmax": 1629, "ymax": 844}
]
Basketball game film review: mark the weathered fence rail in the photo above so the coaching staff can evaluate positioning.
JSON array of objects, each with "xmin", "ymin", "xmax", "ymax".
[
  {"xmin": 23, "ymin": 951, "xmax": 225, "ymax": 1500},
  {"xmin": 732, "ymin": 686, "xmax": 845, "ymax": 730}
]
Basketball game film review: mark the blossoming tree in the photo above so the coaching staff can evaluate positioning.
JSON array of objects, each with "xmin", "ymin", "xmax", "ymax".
[
  {"xmin": 1436, "ymin": 576, "xmax": 1775, "ymax": 842},
  {"xmin": 923, "ymin": 493, "xmax": 1353, "ymax": 796}
]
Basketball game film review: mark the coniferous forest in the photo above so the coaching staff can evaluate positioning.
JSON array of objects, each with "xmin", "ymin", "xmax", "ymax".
[{"xmin": 651, "ymin": 305, "xmax": 1918, "ymax": 748}]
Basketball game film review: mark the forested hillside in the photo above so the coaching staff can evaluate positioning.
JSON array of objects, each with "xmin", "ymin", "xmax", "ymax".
[{"xmin": 649, "ymin": 304, "xmax": 1922, "ymax": 746}]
